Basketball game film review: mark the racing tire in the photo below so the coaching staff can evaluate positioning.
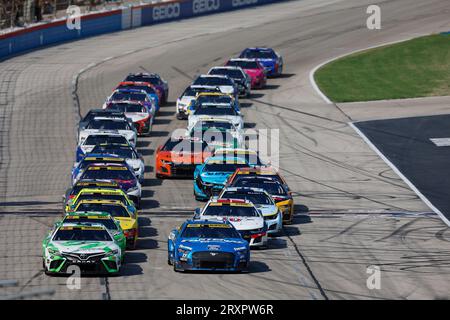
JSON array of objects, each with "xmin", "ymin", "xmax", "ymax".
[{"xmin": 156, "ymin": 173, "xmax": 165, "ymax": 179}]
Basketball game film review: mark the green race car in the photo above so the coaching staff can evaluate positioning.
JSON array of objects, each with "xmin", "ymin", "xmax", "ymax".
[
  {"xmin": 57, "ymin": 211, "xmax": 126, "ymax": 258},
  {"xmin": 42, "ymin": 222, "xmax": 122, "ymax": 276}
]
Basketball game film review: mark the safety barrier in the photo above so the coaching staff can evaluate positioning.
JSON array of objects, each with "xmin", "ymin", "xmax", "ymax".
[{"xmin": 0, "ymin": 0, "xmax": 285, "ymax": 60}]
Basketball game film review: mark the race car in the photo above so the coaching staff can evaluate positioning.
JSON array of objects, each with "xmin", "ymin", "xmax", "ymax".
[
  {"xmin": 103, "ymin": 88, "xmax": 156, "ymax": 115},
  {"xmin": 125, "ymin": 73, "xmax": 169, "ymax": 104},
  {"xmin": 188, "ymin": 101, "xmax": 243, "ymax": 132},
  {"xmin": 77, "ymin": 109, "xmax": 133, "ymax": 138},
  {"xmin": 64, "ymin": 187, "xmax": 137, "ymax": 216},
  {"xmin": 75, "ymin": 133, "xmax": 130, "ymax": 162},
  {"xmin": 188, "ymin": 92, "xmax": 240, "ymax": 115},
  {"xmin": 155, "ymin": 136, "xmax": 212, "ymax": 178},
  {"xmin": 78, "ymin": 117, "xmax": 137, "ymax": 148},
  {"xmin": 77, "ymin": 163, "xmax": 142, "ymax": 207},
  {"xmin": 59, "ymin": 211, "xmax": 127, "ymax": 258},
  {"xmin": 104, "ymin": 101, "xmax": 153, "ymax": 136},
  {"xmin": 187, "ymin": 118, "xmax": 244, "ymax": 150},
  {"xmin": 91, "ymin": 143, "xmax": 145, "ymax": 182},
  {"xmin": 193, "ymin": 156, "xmax": 249, "ymax": 201},
  {"xmin": 62, "ymin": 180, "xmax": 123, "ymax": 207},
  {"xmin": 115, "ymin": 81, "xmax": 160, "ymax": 111},
  {"xmin": 192, "ymin": 75, "xmax": 238, "ymax": 98},
  {"xmin": 226, "ymin": 168, "xmax": 294, "ymax": 224},
  {"xmin": 194, "ymin": 199, "xmax": 268, "ymax": 248},
  {"xmin": 208, "ymin": 66, "xmax": 251, "ymax": 97},
  {"xmin": 239, "ymin": 47, "xmax": 283, "ymax": 77},
  {"xmin": 218, "ymin": 187, "xmax": 282, "ymax": 236},
  {"xmin": 167, "ymin": 219, "xmax": 250, "ymax": 272},
  {"xmin": 225, "ymin": 58, "xmax": 267, "ymax": 89},
  {"xmin": 213, "ymin": 148, "xmax": 267, "ymax": 167},
  {"xmin": 176, "ymin": 85, "xmax": 222, "ymax": 120},
  {"xmin": 72, "ymin": 199, "xmax": 139, "ymax": 249},
  {"xmin": 42, "ymin": 222, "xmax": 122, "ymax": 275},
  {"xmin": 71, "ymin": 154, "xmax": 131, "ymax": 185}
]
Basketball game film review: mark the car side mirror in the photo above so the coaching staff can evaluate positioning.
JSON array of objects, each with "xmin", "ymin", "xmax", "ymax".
[
  {"xmin": 169, "ymin": 229, "xmax": 177, "ymax": 241},
  {"xmin": 193, "ymin": 208, "xmax": 201, "ymax": 219}
]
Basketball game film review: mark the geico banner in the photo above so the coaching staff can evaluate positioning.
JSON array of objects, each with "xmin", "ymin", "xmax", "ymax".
[
  {"xmin": 232, "ymin": 0, "xmax": 258, "ymax": 7},
  {"xmin": 153, "ymin": 3, "xmax": 181, "ymax": 21},
  {"xmin": 193, "ymin": 0, "xmax": 221, "ymax": 14}
]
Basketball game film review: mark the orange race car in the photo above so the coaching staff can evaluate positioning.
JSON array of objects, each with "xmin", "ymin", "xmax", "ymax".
[{"xmin": 155, "ymin": 136, "xmax": 213, "ymax": 178}]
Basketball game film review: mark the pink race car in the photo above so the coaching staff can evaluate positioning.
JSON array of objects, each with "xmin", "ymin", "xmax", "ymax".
[{"xmin": 225, "ymin": 58, "xmax": 267, "ymax": 89}]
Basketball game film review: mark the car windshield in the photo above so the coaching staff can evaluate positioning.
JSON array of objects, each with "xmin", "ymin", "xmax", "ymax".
[
  {"xmin": 221, "ymin": 191, "xmax": 272, "ymax": 205},
  {"xmin": 216, "ymin": 152, "xmax": 263, "ymax": 165},
  {"xmin": 203, "ymin": 205, "xmax": 259, "ymax": 217},
  {"xmin": 75, "ymin": 194, "xmax": 127, "ymax": 206},
  {"xmin": 111, "ymin": 92, "xmax": 147, "ymax": 102},
  {"xmin": 117, "ymin": 85, "xmax": 156, "ymax": 95},
  {"xmin": 82, "ymin": 111, "xmax": 121, "ymax": 123},
  {"xmin": 241, "ymin": 50, "xmax": 276, "ymax": 59},
  {"xmin": 76, "ymin": 203, "xmax": 131, "ymax": 218},
  {"xmin": 193, "ymin": 77, "xmax": 233, "ymax": 86},
  {"xmin": 78, "ymin": 159, "xmax": 124, "ymax": 170},
  {"xmin": 80, "ymin": 167, "xmax": 135, "ymax": 180},
  {"xmin": 193, "ymin": 121, "xmax": 233, "ymax": 131},
  {"xmin": 84, "ymin": 135, "xmax": 128, "ymax": 146},
  {"xmin": 69, "ymin": 186, "xmax": 118, "ymax": 196},
  {"xmin": 197, "ymin": 96, "xmax": 232, "ymax": 105},
  {"xmin": 204, "ymin": 162, "xmax": 248, "ymax": 173},
  {"xmin": 162, "ymin": 139, "xmax": 208, "ymax": 152},
  {"xmin": 125, "ymin": 75, "xmax": 160, "ymax": 85},
  {"xmin": 63, "ymin": 217, "xmax": 118, "ymax": 230},
  {"xmin": 53, "ymin": 227, "xmax": 112, "ymax": 241},
  {"xmin": 91, "ymin": 146, "xmax": 135, "ymax": 159},
  {"xmin": 226, "ymin": 60, "xmax": 259, "ymax": 69},
  {"xmin": 181, "ymin": 224, "xmax": 241, "ymax": 239},
  {"xmin": 232, "ymin": 178, "xmax": 287, "ymax": 195},
  {"xmin": 194, "ymin": 105, "xmax": 237, "ymax": 116},
  {"xmin": 209, "ymin": 69, "xmax": 244, "ymax": 79},
  {"xmin": 108, "ymin": 103, "xmax": 145, "ymax": 113},
  {"xmin": 86, "ymin": 119, "xmax": 130, "ymax": 130}
]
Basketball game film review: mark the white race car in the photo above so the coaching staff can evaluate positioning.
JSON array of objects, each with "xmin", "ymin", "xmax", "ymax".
[
  {"xmin": 176, "ymin": 85, "xmax": 222, "ymax": 120},
  {"xmin": 192, "ymin": 75, "xmax": 238, "ymax": 97},
  {"xmin": 79, "ymin": 117, "xmax": 137, "ymax": 147},
  {"xmin": 194, "ymin": 198, "xmax": 268, "ymax": 248},
  {"xmin": 104, "ymin": 100, "xmax": 154, "ymax": 136},
  {"xmin": 207, "ymin": 66, "xmax": 251, "ymax": 98},
  {"xmin": 188, "ymin": 102, "xmax": 243, "ymax": 132},
  {"xmin": 218, "ymin": 187, "xmax": 282, "ymax": 236},
  {"xmin": 186, "ymin": 118, "xmax": 244, "ymax": 149}
]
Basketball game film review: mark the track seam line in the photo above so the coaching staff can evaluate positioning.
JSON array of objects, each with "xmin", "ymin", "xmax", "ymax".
[{"xmin": 283, "ymin": 228, "xmax": 329, "ymax": 300}]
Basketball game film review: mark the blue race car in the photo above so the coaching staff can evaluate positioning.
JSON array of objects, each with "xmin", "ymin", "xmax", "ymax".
[
  {"xmin": 168, "ymin": 219, "xmax": 250, "ymax": 272},
  {"xmin": 239, "ymin": 47, "xmax": 283, "ymax": 77},
  {"xmin": 193, "ymin": 156, "xmax": 249, "ymax": 201}
]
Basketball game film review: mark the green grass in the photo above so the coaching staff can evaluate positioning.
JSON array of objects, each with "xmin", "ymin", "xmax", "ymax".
[{"xmin": 314, "ymin": 34, "xmax": 450, "ymax": 102}]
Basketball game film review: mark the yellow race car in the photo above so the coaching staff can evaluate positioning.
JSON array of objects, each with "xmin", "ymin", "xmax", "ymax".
[
  {"xmin": 71, "ymin": 199, "xmax": 139, "ymax": 249},
  {"xmin": 64, "ymin": 187, "xmax": 137, "ymax": 215}
]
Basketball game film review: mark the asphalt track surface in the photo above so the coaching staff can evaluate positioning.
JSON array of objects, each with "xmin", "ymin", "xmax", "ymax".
[
  {"xmin": 355, "ymin": 115, "xmax": 450, "ymax": 225},
  {"xmin": 1, "ymin": 0, "xmax": 450, "ymax": 299}
]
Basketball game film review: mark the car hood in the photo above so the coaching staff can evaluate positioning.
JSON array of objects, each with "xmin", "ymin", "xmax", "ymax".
[
  {"xmin": 243, "ymin": 68, "xmax": 263, "ymax": 78},
  {"xmin": 203, "ymin": 216, "xmax": 264, "ymax": 231},
  {"xmin": 254, "ymin": 204, "xmax": 278, "ymax": 216},
  {"xmin": 50, "ymin": 241, "xmax": 117, "ymax": 253},
  {"xmin": 125, "ymin": 112, "xmax": 149, "ymax": 122},
  {"xmin": 180, "ymin": 238, "xmax": 247, "ymax": 252},
  {"xmin": 200, "ymin": 172, "xmax": 233, "ymax": 185}
]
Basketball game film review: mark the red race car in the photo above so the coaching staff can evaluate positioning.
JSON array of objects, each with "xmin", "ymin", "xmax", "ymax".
[
  {"xmin": 225, "ymin": 58, "xmax": 267, "ymax": 89},
  {"xmin": 155, "ymin": 136, "xmax": 213, "ymax": 178}
]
